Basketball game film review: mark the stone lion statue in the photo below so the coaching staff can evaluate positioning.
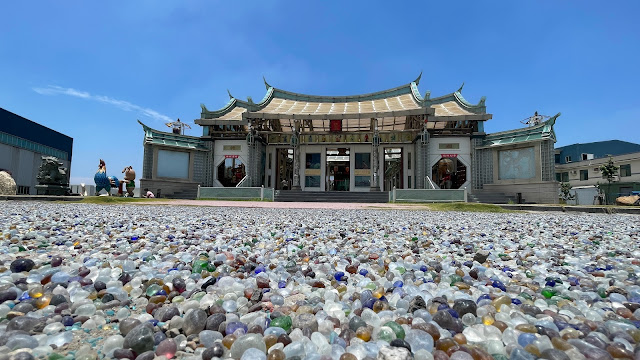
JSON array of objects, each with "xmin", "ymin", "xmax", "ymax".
[
  {"xmin": 37, "ymin": 156, "xmax": 69, "ymax": 186},
  {"xmin": 0, "ymin": 170, "xmax": 17, "ymax": 195}
]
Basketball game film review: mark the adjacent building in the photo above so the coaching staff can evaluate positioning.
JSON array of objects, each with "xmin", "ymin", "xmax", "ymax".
[
  {"xmin": 555, "ymin": 140, "xmax": 640, "ymax": 203},
  {"xmin": 0, "ymin": 108, "xmax": 73, "ymax": 194},
  {"xmin": 140, "ymin": 76, "xmax": 560, "ymax": 202}
]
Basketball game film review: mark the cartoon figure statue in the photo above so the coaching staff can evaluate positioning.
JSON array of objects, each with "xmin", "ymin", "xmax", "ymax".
[
  {"xmin": 94, "ymin": 159, "xmax": 118, "ymax": 195},
  {"xmin": 119, "ymin": 166, "xmax": 136, "ymax": 197}
]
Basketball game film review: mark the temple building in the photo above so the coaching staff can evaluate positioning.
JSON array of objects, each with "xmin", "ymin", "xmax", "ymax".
[{"xmin": 139, "ymin": 75, "xmax": 560, "ymax": 203}]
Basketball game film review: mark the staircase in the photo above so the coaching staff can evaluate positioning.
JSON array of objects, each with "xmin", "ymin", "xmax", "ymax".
[
  {"xmin": 164, "ymin": 188, "xmax": 199, "ymax": 200},
  {"xmin": 274, "ymin": 191, "xmax": 389, "ymax": 203},
  {"xmin": 468, "ymin": 191, "xmax": 518, "ymax": 204}
]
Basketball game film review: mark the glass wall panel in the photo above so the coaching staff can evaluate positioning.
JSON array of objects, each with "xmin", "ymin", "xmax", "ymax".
[
  {"xmin": 498, "ymin": 147, "xmax": 535, "ymax": 180},
  {"xmin": 157, "ymin": 150, "xmax": 189, "ymax": 179}
]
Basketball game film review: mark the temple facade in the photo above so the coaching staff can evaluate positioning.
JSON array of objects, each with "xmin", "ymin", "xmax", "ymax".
[{"xmin": 140, "ymin": 75, "xmax": 560, "ymax": 203}]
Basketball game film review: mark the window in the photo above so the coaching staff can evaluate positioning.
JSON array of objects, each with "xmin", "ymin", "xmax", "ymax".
[
  {"xmin": 565, "ymin": 156, "xmax": 572, "ymax": 163},
  {"xmin": 408, "ymin": 176, "xmax": 412, "ymax": 189},
  {"xmin": 354, "ymin": 176, "xmax": 370, "ymax": 187},
  {"xmin": 580, "ymin": 169, "xmax": 588, "ymax": 181},
  {"xmin": 305, "ymin": 153, "xmax": 321, "ymax": 169},
  {"xmin": 355, "ymin": 153, "xmax": 370, "ymax": 169},
  {"xmin": 561, "ymin": 172, "xmax": 569, "ymax": 182},
  {"xmin": 408, "ymin": 152, "xmax": 411, "ymax": 170},
  {"xmin": 581, "ymin": 153, "xmax": 594, "ymax": 161},
  {"xmin": 217, "ymin": 158, "xmax": 245, "ymax": 187},
  {"xmin": 556, "ymin": 173, "xmax": 562, "ymax": 182},
  {"xmin": 17, "ymin": 185, "xmax": 30, "ymax": 195},
  {"xmin": 305, "ymin": 176, "xmax": 321, "ymax": 187},
  {"xmin": 620, "ymin": 164, "xmax": 631, "ymax": 177}
]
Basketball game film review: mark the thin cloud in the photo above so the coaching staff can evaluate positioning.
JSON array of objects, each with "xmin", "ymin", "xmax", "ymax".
[{"xmin": 33, "ymin": 85, "xmax": 173, "ymax": 123}]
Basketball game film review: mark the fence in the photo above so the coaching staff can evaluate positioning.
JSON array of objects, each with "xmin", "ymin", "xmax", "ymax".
[
  {"xmin": 197, "ymin": 186, "xmax": 274, "ymax": 201},
  {"xmin": 390, "ymin": 188, "xmax": 467, "ymax": 203}
]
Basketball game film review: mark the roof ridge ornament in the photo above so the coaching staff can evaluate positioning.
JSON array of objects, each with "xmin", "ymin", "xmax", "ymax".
[
  {"xmin": 457, "ymin": 82, "xmax": 465, "ymax": 93},
  {"xmin": 227, "ymin": 89, "xmax": 234, "ymax": 100},
  {"xmin": 200, "ymin": 104, "xmax": 208, "ymax": 112},
  {"xmin": 424, "ymin": 91, "xmax": 431, "ymax": 100},
  {"xmin": 413, "ymin": 71, "xmax": 423, "ymax": 85},
  {"xmin": 478, "ymin": 96, "xmax": 486, "ymax": 106},
  {"xmin": 263, "ymin": 76, "xmax": 271, "ymax": 90}
]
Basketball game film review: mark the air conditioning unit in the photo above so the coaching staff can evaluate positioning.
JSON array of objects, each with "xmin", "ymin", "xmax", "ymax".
[{"xmin": 571, "ymin": 170, "xmax": 577, "ymax": 175}]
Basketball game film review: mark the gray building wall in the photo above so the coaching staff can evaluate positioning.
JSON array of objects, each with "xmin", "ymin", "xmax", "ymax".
[{"xmin": 0, "ymin": 142, "xmax": 70, "ymax": 194}]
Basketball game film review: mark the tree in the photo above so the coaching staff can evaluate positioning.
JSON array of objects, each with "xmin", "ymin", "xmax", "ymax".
[
  {"xmin": 559, "ymin": 182, "xmax": 576, "ymax": 203},
  {"xmin": 599, "ymin": 156, "xmax": 618, "ymax": 204}
]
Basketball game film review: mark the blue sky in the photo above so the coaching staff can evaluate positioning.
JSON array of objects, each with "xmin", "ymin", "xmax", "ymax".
[{"xmin": 1, "ymin": 1, "xmax": 639, "ymax": 185}]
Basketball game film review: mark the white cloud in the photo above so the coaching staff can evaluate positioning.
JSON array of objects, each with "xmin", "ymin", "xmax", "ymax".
[{"xmin": 33, "ymin": 85, "xmax": 173, "ymax": 123}]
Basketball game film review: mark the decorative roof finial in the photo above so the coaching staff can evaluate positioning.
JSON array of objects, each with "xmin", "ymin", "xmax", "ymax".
[
  {"xmin": 263, "ymin": 76, "xmax": 271, "ymax": 90},
  {"xmin": 413, "ymin": 71, "xmax": 423, "ymax": 85},
  {"xmin": 424, "ymin": 90, "xmax": 431, "ymax": 100},
  {"xmin": 227, "ymin": 89, "xmax": 234, "ymax": 99},
  {"xmin": 457, "ymin": 82, "xmax": 465, "ymax": 93},
  {"xmin": 247, "ymin": 96, "xmax": 254, "ymax": 104},
  {"xmin": 478, "ymin": 96, "xmax": 486, "ymax": 106},
  {"xmin": 200, "ymin": 103, "xmax": 208, "ymax": 112}
]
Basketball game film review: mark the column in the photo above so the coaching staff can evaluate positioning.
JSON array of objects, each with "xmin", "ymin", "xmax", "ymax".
[
  {"xmin": 291, "ymin": 120, "xmax": 302, "ymax": 191},
  {"xmin": 370, "ymin": 118, "xmax": 381, "ymax": 191}
]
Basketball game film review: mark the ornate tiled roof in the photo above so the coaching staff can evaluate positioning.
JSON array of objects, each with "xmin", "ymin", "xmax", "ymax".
[
  {"xmin": 195, "ymin": 75, "xmax": 487, "ymax": 124},
  {"xmin": 480, "ymin": 113, "xmax": 560, "ymax": 147},
  {"xmin": 138, "ymin": 120, "xmax": 209, "ymax": 151}
]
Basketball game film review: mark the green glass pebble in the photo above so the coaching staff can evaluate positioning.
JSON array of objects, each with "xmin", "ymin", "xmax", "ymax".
[
  {"xmin": 271, "ymin": 315, "xmax": 292, "ymax": 332},
  {"xmin": 449, "ymin": 274, "xmax": 463, "ymax": 286},
  {"xmin": 541, "ymin": 288, "xmax": 556, "ymax": 299},
  {"xmin": 49, "ymin": 353, "xmax": 66, "ymax": 360},
  {"xmin": 376, "ymin": 327, "xmax": 396, "ymax": 342},
  {"xmin": 383, "ymin": 321, "xmax": 405, "ymax": 339},
  {"xmin": 365, "ymin": 283, "xmax": 377, "ymax": 290},
  {"xmin": 597, "ymin": 288, "xmax": 606, "ymax": 298},
  {"xmin": 145, "ymin": 284, "xmax": 162, "ymax": 297},
  {"xmin": 192, "ymin": 259, "xmax": 209, "ymax": 274},
  {"xmin": 396, "ymin": 267, "xmax": 405, "ymax": 274},
  {"xmin": 519, "ymin": 292, "xmax": 532, "ymax": 300}
]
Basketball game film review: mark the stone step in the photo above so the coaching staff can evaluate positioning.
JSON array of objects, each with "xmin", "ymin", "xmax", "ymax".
[{"xmin": 274, "ymin": 191, "xmax": 389, "ymax": 203}]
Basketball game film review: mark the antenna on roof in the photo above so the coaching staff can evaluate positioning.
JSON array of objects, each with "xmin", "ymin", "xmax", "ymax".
[{"xmin": 520, "ymin": 111, "xmax": 549, "ymax": 127}]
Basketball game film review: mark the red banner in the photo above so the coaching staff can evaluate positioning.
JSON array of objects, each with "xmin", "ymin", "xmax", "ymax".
[
  {"xmin": 224, "ymin": 155, "xmax": 239, "ymax": 159},
  {"xmin": 330, "ymin": 119, "xmax": 342, "ymax": 132}
]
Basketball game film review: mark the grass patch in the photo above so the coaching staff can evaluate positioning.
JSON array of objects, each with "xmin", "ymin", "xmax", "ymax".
[
  {"xmin": 427, "ymin": 202, "xmax": 511, "ymax": 212},
  {"xmin": 424, "ymin": 202, "xmax": 512, "ymax": 213}
]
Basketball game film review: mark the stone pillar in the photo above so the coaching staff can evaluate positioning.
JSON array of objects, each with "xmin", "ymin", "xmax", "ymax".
[
  {"xmin": 246, "ymin": 123, "xmax": 255, "ymax": 187},
  {"xmin": 370, "ymin": 118, "xmax": 381, "ymax": 191},
  {"xmin": 291, "ymin": 120, "xmax": 302, "ymax": 191}
]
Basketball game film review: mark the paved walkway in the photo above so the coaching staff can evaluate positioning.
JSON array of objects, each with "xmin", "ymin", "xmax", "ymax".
[
  {"xmin": 135, "ymin": 199, "xmax": 427, "ymax": 210},
  {"xmin": 1, "ymin": 195, "xmax": 639, "ymax": 214}
]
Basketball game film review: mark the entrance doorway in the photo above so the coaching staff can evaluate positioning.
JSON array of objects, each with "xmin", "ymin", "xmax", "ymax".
[
  {"xmin": 276, "ymin": 148, "xmax": 293, "ymax": 190},
  {"xmin": 384, "ymin": 148, "xmax": 403, "ymax": 191},
  {"xmin": 326, "ymin": 148, "xmax": 350, "ymax": 191},
  {"xmin": 432, "ymin": 157, "xmax": 467, "ymax": 189}
]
